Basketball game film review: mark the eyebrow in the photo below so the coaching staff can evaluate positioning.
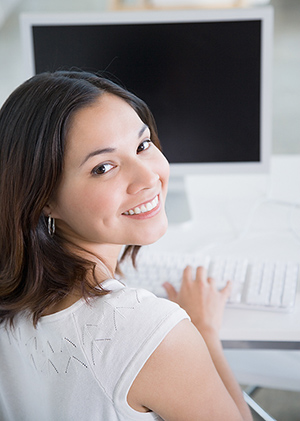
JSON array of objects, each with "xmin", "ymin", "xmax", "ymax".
[
  {"xmin": 80, "ymin": 123, "xmax": 149, "ymax": 167},
  {"xmin": 80, "ymin": 147, "xmax": 116, "ymax": 167},
  {"xmin": 138, "ymin": 123, "xmax": 149, "ymax": 138}
]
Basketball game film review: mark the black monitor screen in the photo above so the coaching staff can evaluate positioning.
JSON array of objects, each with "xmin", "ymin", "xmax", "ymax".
[{"xmin": 32, "ymin": 19, "xmax": 261, "ymax": 165}]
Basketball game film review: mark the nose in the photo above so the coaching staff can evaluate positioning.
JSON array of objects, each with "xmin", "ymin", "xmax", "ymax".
[{"xmin": 126, "ymin": 158, "xmax": 160, "ymax": 195}]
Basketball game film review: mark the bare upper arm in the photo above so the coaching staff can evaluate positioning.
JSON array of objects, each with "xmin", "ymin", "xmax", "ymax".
[{"xmin": 127, "ymin": 319, "xmax": 243, "ymax": 420}]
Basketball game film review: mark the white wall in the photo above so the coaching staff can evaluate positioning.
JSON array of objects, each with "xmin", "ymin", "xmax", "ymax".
[{"xmin": 0, "ymin": 0, "xmax": 20, "ymax": 27}]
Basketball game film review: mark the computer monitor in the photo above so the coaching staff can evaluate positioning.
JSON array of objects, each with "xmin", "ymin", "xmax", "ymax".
[{"xmin": 20, "ymin": 7, "xmax": 273, "ymax": 223}]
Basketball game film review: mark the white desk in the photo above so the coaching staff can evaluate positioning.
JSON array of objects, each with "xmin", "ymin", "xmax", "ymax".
[{"xmin": 152, "ymin": 154, "xmax": 300, "ymax": 389}]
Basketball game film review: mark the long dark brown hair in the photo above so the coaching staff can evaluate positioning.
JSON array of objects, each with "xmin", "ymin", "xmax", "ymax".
[{"xmin": 0, "ymin": 71, "xmax": 161, "ymax": 326}]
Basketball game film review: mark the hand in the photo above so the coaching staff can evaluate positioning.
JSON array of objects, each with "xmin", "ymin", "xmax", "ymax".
[{"xmin": 163, "ymin": 266, "xmax": 232, "ymax": 336}]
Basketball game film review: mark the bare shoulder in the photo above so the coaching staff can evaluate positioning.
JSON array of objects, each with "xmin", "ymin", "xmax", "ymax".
[{"xmin": 128, "ymin": 319, "xmax": 243, "ymax": 420}]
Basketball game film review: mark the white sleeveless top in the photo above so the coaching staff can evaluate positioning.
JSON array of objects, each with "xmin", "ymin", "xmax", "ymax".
[{"xmin": 0, "ymin": 279, "xmax": 189, "ymax": 420}]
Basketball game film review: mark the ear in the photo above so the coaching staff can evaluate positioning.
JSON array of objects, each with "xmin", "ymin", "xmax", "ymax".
[
  {"xmin": 42, "ymin": 202, "xmax": 58, "ymax": 218},
  {"xmin": 42, "ymin": 204, "xmax": 51, "ymax": 217}
]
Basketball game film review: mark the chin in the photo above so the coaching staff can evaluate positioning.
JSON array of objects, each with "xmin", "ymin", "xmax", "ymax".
[{"xmin": 137, "ymin": 217, "xmax": 168, "ymax": 246}]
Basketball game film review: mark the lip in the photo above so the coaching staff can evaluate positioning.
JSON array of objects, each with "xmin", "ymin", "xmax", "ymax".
[{"xmin": 122, "ymin": 195, "xmax": 161, "ymax": 220}]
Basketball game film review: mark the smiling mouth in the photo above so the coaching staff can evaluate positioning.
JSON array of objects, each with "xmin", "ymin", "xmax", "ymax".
[{"xmin": 123, "ymin": 195, "xmax": 159, "ymax": 215}]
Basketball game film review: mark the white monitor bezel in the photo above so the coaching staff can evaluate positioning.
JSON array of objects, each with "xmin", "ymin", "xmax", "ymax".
[{"xmin": 20, "ymin": 7, "xmax": 273, "ymax": 176}]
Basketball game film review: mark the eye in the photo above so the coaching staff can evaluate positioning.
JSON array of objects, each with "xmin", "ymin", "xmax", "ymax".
[
  {"xmin": 91, "ymin": 163, "xmax": 114, "ymax": 175},
  {"xmin": 137, "ymin": 139, "xmax": 152, "ymax": 153}
]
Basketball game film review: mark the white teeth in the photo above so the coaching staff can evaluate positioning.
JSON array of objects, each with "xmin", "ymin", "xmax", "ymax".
[
  {"xmin": 124, "ymin": 196, "xmax": 159, "ymax": 215},
  {"xmin": 146, "ymin": 202, "xmax": 152, "ymax": 211}
]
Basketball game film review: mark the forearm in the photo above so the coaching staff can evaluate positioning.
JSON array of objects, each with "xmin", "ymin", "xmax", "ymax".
[
  {"xmin": 164, "ymin": 271, "xmax": 253, "ymax": 420},
  {"xmin": 200, "ymin": 328, "xmax": 253, "ymax": 421}
]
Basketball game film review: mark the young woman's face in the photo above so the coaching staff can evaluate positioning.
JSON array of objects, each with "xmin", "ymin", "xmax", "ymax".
[{"xmin": 48, "ymin": 93, "xmax": 169, "ymax": 254}]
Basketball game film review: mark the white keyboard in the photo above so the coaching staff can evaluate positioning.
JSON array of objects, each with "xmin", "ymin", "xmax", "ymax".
[{"xmin": 120, "ymin": 252, "xmax": 299, "ymax": 312}]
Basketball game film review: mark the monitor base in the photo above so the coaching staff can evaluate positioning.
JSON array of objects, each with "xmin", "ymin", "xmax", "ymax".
[{"xmin": 165, "ymin": 176, "xmax": 192, "ymax": 225}]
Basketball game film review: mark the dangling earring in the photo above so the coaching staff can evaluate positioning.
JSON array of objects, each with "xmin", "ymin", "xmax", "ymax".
[{"xmin": 47, "ymin": 214, "xmax": 55, "ymax": 237}]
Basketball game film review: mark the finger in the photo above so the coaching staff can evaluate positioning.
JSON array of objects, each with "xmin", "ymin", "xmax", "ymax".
[
  {"xmin": 195, "ymin": 266, "xmax": 207, "ymax": 283},
  {"xmin": 162, "ymin": 282, "xmax": 178, "ymax": 302},
  {"xmin": 220, "ymin": 280, "xmax": 232, "ymax": 300},
  {"xmin": 182, "ymin": 265, "xmax": 193, "ymax": 284},
  {"xmin": 207, "ymin": 277, "xmax": 217, "ymax": 290}
]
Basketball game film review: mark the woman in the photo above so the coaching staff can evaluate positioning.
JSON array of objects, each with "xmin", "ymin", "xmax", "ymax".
[{"xmin": 0, "ymin": 71, "xmax": 252, "ymax": 420}]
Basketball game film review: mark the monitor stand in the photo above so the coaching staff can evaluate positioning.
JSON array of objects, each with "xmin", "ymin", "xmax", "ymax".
[{"xmin": 165, "ymin": 176, "xmax": 192, "ymax": 225}]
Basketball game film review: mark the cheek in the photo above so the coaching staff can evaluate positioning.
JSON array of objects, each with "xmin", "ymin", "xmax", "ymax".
[
  {"xmin": 54, "ymin": 180, "xmax": 119, "ymax": 223},
  {"xmin": 75, "ymin": 185, "xmax": 121, "ymax": 222}
]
